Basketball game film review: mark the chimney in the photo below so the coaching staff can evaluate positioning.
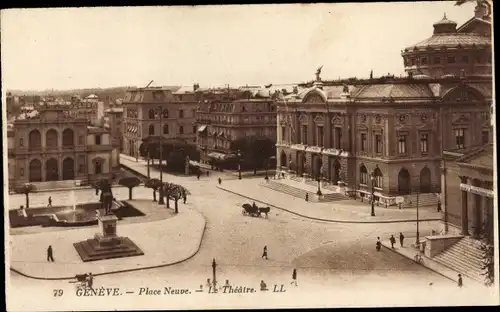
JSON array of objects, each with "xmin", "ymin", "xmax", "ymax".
[{"xmin": 475, "ymin": 2, "xmax": 487, "ymax": 19}]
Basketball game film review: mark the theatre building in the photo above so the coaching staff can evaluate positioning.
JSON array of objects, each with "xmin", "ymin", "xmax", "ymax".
[
  {"xmin": 275, "ymin": 4, "xmax": 492, "ymax": 207},
  {"xmin": 7, "ymin": 104, "xmax": 119, "ymax": 190}
]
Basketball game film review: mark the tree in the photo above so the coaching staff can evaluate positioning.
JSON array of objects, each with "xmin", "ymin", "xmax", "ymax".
[
  {"xmin": 169, "ymin": 184, "xmax": 190, "ymax": 213},
  {"xmin": 118, "ymin": 177, "xmax": 142, "ymax": 200},
  {"xmin": 162, "ymin": 182, "xmax": 174, "ymax": 208},
  {"xmin": 145, "ymin": 178, "xmax": 162, "ymax": 202},
  {"xmin": 15, "ymin": 183, "xmax": 36, "ymax": 209},
  {"xmin": 230, "ymin": 136, "xmax": 276, "ymax": 173}
]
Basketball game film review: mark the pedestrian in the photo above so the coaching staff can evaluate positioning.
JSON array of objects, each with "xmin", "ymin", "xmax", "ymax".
[
  {"xmin": 390, "ymin": 235, "xmax": 396, "ymax": 249},
  {"xmin": 47, "ymin": 196, "xmax": 52, "ymax": 207},
  {"xmin": 458, "ymin": 274, "xmax": 463, "ymax": 288},
  {"xmin": 47, "ymin": 245, "xmax": 54, "ymax": 262},
  {"xmin": 206, "ymin": 278, "xmax": 211, "ymax": 288},
  {"xmin": 218, "ymin": 177, "xmax": 222, "ymax": 185},
  {"xmin": 291, "ymin": 268, "xmax": 297, "ymax": 286},
  {"xmin": 262, "ymin": 245, "xmax": 268, "ymax": 260},
  {"xmin": 437, "ymin": 201, "xmax": 442, "ymax": 212},
  {"xmin": 197, "ymin": 173, "xmax": 200, "ymax": 180},
  {"xmin": 183, "ymin": 194, "xmax": 187, "ymax": 204},
  {"xmin": 305, "ymin": 193, "xmax": 309, "ymax": 202},
  {"xmin": 207, "ymin": 171, "xmax": 210, "ymax": 177},
  {"xmin": 399, "ymin": 232, "xmax": 405, "ymax": 247},
  {"xmin": 376, "ymin": 237, "xmax": 381, "ymax": 251}
]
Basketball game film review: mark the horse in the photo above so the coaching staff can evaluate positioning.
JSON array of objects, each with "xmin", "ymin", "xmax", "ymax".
[{"xmin": 258, "ymin": 207, "xmax": 271, "ymax": 218}]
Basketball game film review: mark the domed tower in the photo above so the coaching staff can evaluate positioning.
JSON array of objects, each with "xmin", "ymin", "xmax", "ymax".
[{"xmin": 401, "ymin": 8, "xmax": 492, "ymax": 79}]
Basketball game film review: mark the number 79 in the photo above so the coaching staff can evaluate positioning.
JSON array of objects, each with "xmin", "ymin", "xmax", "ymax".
[{"xmin": 53, "ymin": 289, "xmax": 64, "ymax": 297}]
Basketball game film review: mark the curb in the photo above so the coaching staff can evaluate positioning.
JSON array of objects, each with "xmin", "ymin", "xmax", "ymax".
[
  {"xmin": 217, "ymin": 185, "xmax": 441, "ymax": 224},
  {"xmin": 10, "ymin": 209, "xmax": 208, "ymax": 281}
]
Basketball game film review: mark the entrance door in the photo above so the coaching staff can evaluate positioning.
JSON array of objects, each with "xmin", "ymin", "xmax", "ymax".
[
  {"xmin": 45, "ymin": 158, "xmax": 59, "ymax": 181},
  {"xmin": 398, "ymin": 168, "xmax": 411, "ymax": 195},
  {"xmin": 62, "ymin": 157, "xmax": 75, "ymax": 180}
]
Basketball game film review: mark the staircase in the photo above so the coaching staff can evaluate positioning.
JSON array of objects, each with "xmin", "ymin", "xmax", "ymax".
[
  {"xmin": 262, "ymin": 180, "xmax": 347, "ymax": 203},
  {"xmin": 433, "ymin": 237, "xmax": 486, "ymax": 284},
  {"xmin": 401, "ymin": 193, "xmax": 439, "ymax": 208}
]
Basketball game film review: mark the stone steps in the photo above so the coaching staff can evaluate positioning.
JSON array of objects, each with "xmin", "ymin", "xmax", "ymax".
[
  {"xmin": 263, "ymin": 180, "xmax": 319, "ymax": 202},
  {"xmin": 432, "ymin": 237, "xmax": 486, "ymax": 284},
  {"xmin": 73, "ymin": 237, "xmax": 144, "ymax": 262},
  {"xmin": 400, "ymin": 193, "xmax": 439, "ymax": 208}
]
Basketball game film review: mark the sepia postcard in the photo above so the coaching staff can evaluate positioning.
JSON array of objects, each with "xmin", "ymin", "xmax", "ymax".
[{"xmin": 2, "ymin": 1, "xmax": 499, "ymax": 310}]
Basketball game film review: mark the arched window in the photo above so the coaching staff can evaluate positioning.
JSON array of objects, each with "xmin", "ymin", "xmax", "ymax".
[
  {"xmin": 148, "ymin": 109, "xmax": 155, "ymax": 119},
  {"xmin": 163, "ymin": 124, "xmax": 169, "ymax": 134},
  {"xmin": 29, "ymin": 130, "xmax": 41, "ymax": 150},
  {"xmin": 360, "ymin": 165, "xmax": 368, "ymax": 185},
  {"xmin": 45, "ymin": 129, "xmax": 58, "ymax": 150},
  {"xmin": 163, "ymin": 109, "xmax": 169, "ymax": 118},
  {"xmin": 62, "ymin": 128, "xmax": 74, "ymax": 147},
  {"xmin": 373, "ymin": 167, "xmax": 383, "ymax": 188},
  {"xmin": 420, "ymin": 167, "xmax": 431, "ymax": 193},
  {"xmin": 149, "ymin": 125, "xmax": 155, "ymax": 135}
]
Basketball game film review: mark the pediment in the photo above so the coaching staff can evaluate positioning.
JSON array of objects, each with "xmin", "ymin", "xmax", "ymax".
[
  {"xmin": 331, "ymin": 113, "xmax": 344, "ymax": 125},
  {"xmin": 313, "ymin": 115, "xmax": 324, "ymax": 124},
  {"xmin": 452, "ymin": 112, "xmax": 471, "ymax": 125},
  {"xmin": 303, "ymin": 91, "xmax": 326, "ymax": 104},
  {"xmin": 298, "ymin": 114, "xmax": 308, "ymax": 123},
  {"xmin": 443, "ymin": 85, "xmax": 484, "ymax": 103}
]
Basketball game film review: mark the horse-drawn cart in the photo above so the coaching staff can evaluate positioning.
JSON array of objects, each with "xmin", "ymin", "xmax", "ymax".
[{"xmin": 241, "ymin": 203, "xmax": 271, "ymax": 218}]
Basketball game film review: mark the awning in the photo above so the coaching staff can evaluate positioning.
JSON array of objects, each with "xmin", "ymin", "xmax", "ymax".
[
  {"xmin": 197, "ymin": 125, "xmax": 208, "ymax": 133},
  {"xmin": 207, "ymin": 152, "xmax": 233, "ymax": 160}
]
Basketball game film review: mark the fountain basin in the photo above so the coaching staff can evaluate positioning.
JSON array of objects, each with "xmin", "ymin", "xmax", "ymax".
[{"xmin": 9, "ymin": 201, "xmax": 126, "ymax": 228}]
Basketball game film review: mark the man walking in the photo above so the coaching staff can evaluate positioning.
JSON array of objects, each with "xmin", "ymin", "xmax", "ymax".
[
  {"xmin": 47, "ymin": 196, "xmax": 52, "ymax": 207},
  {"xmin": 262, "ymin": 245, "xmax": 268, "ymax": 260},
  {"xmin": 47, "ymin": 245, "xmax": 54, "ymax": 262},
  {"xmin": 218, "ymin": 177, "xmax": 222, "ymax": 185},
  {"xmin": 458, "ymin": 274, "xmax": 463, "ymax": 288},
  {"xmin": 291, "ymin": 268, "xmax": 297, "ymax": 286},
  {"xmin": 390, "ymin": 235, "xmax": 396, "ymax": 249},
  {"xmin": 399, "ymin": 232, "xmax": 405, "ymax": 247},
  {"xmin": 376, "ymin": 237, "xmax": 381, "ymax": 251}
]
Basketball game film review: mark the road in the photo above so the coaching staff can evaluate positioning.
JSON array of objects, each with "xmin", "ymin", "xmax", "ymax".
[{"xmin": 8, "ymin": 164, "xmax": 481, "ymax": 310}]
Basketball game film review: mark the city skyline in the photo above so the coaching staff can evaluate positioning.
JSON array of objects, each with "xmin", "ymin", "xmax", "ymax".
[{"xmin": 1, "ymin": 1, "xmax": 477, "ymax": 91}]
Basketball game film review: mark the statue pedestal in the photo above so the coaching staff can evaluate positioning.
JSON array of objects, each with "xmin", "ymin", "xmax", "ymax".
[{"xmin": 94, "ymin": 213, "xmax": 120, "ymax": 246}]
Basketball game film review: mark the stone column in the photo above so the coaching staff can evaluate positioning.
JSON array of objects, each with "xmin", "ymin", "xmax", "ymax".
[
  {"xmin": 473, "ymin": 192, "xmax": 482, "ymax": 238},
  {"xmin": 325, "ymin": 113, "xmax": 331, "ymax": 149},
  {"xmin": 460, "ymin": 176, "xmax": 469, "ymax": 236}
]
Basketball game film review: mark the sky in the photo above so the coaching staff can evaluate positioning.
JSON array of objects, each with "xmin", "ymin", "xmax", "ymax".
[{"xmin": 1, "ymin": 1, "xmax": 479, "ymax": 91}]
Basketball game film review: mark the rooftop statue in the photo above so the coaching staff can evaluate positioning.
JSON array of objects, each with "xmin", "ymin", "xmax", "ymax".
[{"xmin": 315, "ymin": 65, "xmax": 323, "ymax": 82}]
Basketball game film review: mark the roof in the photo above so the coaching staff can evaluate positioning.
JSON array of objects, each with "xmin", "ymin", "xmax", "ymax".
[
  {"xmin": 407, "ymin": 33, "xmax": 490, "ymax": 49},
  {"xmin": 433, "ymin": 14, "xmax": 456, "ymax": 26},
  {"xmin": 456, "ymin": 143, "xmax": 493, "ymax": 170},
  {"xmin": 86, "ymin": 94, "xmax": 98, "ymax": 99},
  {"xmin": 173, "ymin": 86, "xmax": 196, "ymax": 94},
  {"xmin": 354, "ymin": 84, "xmax": 435, "ymax": 98},
  {"xmin": 457, "ymin": 16, "xmax": 492, "ymax": 33}
]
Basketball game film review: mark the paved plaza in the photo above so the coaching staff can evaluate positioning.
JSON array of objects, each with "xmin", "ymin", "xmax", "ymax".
[{"xmin": 8, "ymin": 155, "xmax": 494, "ymax": 310}]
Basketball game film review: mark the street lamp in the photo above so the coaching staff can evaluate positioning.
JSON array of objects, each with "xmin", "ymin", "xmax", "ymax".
[
  {"xmin": 237, "ymin": 150, "xmax": 242, "ymax": 180},
  {"xmin": 212, "ymin": 258, "xmax": 217, "ymax": 291},
  {"xmin": 157, "ymin": 106, "xmax": 165, "ymax": 205},
  {"xmin": 370, "ymin": 173, "xmax": 376, "ymax": 216},
  {"xmin": 415, "ymin": 192, "xmax": 420, "ymax": 247}
]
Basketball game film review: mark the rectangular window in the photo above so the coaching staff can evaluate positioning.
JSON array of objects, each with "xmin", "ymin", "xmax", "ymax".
[
  {"xmin": 454, "ymin": 128, "xmax": 466, "ymax": 149},
  {"xmin": 421, "ymin": 57, "xmax": 427, "ymax": 65},
  {"xmin": 301, "ymin": 125, "xmax": 308, "ymax": 145},
  {"xmin": 20, "ymin": 139, "xmax": 24, "ymax": 147},
  {"xmin": 447, "ymin": 56, "xmax": 455, "ymax": 64},
  {"xmin": 434, "ymin": 57, "xmax": 441, "ymax": 64},
  {"xmin": 95, "ymin": 135, "xmax": 101, "ymax": 145},
  {"xmin": 482, "ymin": 131, "xmax": 489, "ymax": 144},
  {"xmin": 375, "ymin": 134, "xmax": 382, "ymax": 154},
  {"xmin": 281, "ymin": 126, "xmax": 286, "ymax": 143},
  {"xmin": 420, "ymin": 133, "xmax": 429, "ymax": 153},
  {"xmin": 179, "ymin": 110, "xmax": 184, "ymax": 118},
  {"xmin": 360, "ymin": 133, "xmax": 367, "ymax": 151},
  {"xmin": 398, "ymin": 134, "xmax": 407, "ymax": 154},
  {"xmin": 317, "ymin": 126, "xmax": 324, "ymax": 147},
  {"xmin": 179, "ymin": 126, "xmax": 184, "ymax": 134},
  {"xmin": 192, "ymin": 126, "xmax": 197, "ymax": 134},
  {"xmin": 335, "ymin": 128, "xmax": 342, "ymax": 149}
]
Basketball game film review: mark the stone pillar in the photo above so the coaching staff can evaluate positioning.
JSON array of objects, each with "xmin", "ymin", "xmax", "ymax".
[
  {"xmin": 473, "ymin": 192, "xmax": 482, "ymax": 238},
  {"xmin": 325, "ymin": 113, "xmax": 331, "ymax": 149},
  {"xmin": 460, "ymin": 176, "xmax": 469, "ymax": 236}
]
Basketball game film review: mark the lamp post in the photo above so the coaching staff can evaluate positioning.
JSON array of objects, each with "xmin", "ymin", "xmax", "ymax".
[
  {"xmin": 370, "ymin": 174, "xmax": 376, "ymax": 216},
  {"xmin": 157, "ymin": 106, "xmax": 165, "ymax": 205},
  {"xmin": 237, "ymin": 150, "xmax": 242, "ymax": 180},
  {"xmin": 212, "ymin": 258, "xmax": 217, "ymax": 291},
  {"xmin": 415, "ymin": 192, "xmax": 420, "ymax": 247}
]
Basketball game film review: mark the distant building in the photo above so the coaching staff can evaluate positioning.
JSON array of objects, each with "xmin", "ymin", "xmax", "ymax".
[
  {"xmin": 7, "ymin": 104, "xmax": 119, "ymax": 190},
  {"xmin": 67, "ymin": 94, "xmax": 105, "ymax": 125},
  {"xmin": 104, "ymin": 102, "xmax": 124, "ymax": 152},
  {"xmin": 121, "ymin": 86, "xmax": 198, "ymax": 158},
  {"xmin": 196, "ymin": 86, "xmax": 280, "ymax": 163}
]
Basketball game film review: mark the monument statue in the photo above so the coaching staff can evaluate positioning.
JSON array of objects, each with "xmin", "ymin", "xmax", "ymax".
[{"xmin": 315, "ymin": 65, "xmax": 323, "ymax": 82}]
